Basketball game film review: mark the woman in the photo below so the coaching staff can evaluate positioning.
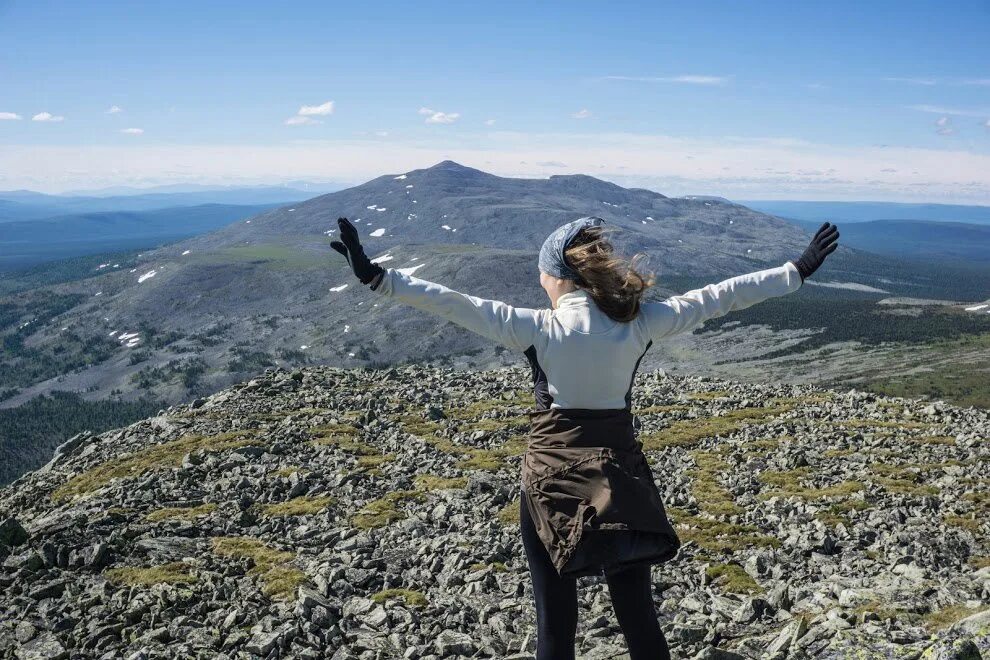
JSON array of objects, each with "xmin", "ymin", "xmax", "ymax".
[{"xmin": 331, "ymin": 215, "xmax": 839, "ymax": 659}]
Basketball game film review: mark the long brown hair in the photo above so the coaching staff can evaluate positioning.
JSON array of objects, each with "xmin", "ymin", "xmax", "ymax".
[{"xmin": 564, "ymin": 225, "xmax": 656, "ymax": 322}]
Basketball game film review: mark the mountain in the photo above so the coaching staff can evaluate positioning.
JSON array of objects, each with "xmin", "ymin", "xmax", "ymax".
[
  {"xmin": 2, "ymin": 161, "xmax": 989, "ymax": 485},
  {"xmin": 784, "ymin": 219, "xmax": 990, "ymax": 263},
  {"xmin": 0, "ymin": 204, "xmax": 285, "ymax": 271},
  {"xmin": 739, "ymin": 200, "xmax": 990, "ymax": 225},
  {"xmin": 61, "ymin": 182, "xmax": 342, "ymax": 198},
  {"xmin": 0, "ymin": 188, "xmax": 321, "ymax": 223},
  {"xmin": 1, "ymin": 364, "xmax": 988, "ymax": 658}
]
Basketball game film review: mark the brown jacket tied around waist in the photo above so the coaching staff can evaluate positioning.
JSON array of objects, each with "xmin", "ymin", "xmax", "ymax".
[{"xmin": 521, "ymin": 407, "xmax": 681, "ymax": 579}]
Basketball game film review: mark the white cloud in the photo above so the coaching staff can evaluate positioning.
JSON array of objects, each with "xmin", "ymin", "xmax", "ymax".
[
  {"xmin": 485, "ymin": 119, "xmax": 496, "ymax": 126},
  {"xmin": 418, "ymin": 107, "xmax": 459, "ymax": 124},
  {"xmin": 984, "ymin": 119, "xmax": 990, "ymax": 129},
  {"xmin": 0, "ymin": 112, "xmax": 21, "ymax": 120},
  {"xmin": 107, "ymin": 105, "xmax": 123, "ymax": 114},
  {"xmin": 603, "ymin": 75, "xmax": 728, "ymax": 85},
  {"xmin": 375, "ymin": 130, "xmax": 389, "ymax": 137},
  {"xmin": 286, "ymin": 115, "xmax": 321, "ymax": 126},
  {"xmin": 32, "ymin": 112, "xmax": 64, "ymax": 122},
  {"xmin": 121, "ymin": 127, "xmax": 144, "ymax": 135},
  {"xmin": 960, "ymin": 79, "xmax": 990, "ymax": 87},
  {"xmin": 6, "ymin": 132, "xmax": 990, "ymax": 203},
  {"xmin": 883, "ymin": 77, "xmax": 937, "ymax": 85},
  {"xmin": 909, "ymin": 104, "xmax": 990, "ymax": 117},
  {"xmin": 935, "ymin": 117, "xmax": 954, "ymax": 135},
  {"xmin": 572, "ymin": 109, "xmax": 592, "ymax": 119},
  {"xmin": 298, "ymin": 101, "xmax": 335, "ymax": 116}
]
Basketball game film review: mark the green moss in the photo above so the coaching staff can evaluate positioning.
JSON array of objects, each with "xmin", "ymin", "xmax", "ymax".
[
  {"xmin": 351, "ymin": 490, "xmax": 426, "ymax": 529},
  {"xmin": 145, "ymin": 503, "xmax": 217, "ymax": 522},
  {"xmin": 667, "ymin": 506, "xmax": 780, "ymax": 553},
  {"xmin": 757, "ymin": 469, "xmax": 865, "ymax": 501},
  {"xmin": 310, "ymin": 423, "xmax": 377, "ymax": 455},
  {"xmin": 371, "ymin": 588, "xmax": 429, "ymax": 607},
  {"xmin": 469, "ymin": 561, "xmax": 508, "ymax": 572},
  {"xmin": 413, "ymin": 475, "xmax": 468, "ymax": 491},
  {"xmin": 874, "ymin": 476, "xmax": 938, "ymax": 497},
  {"xmin": 105, "ymin": 562, "xmax": 197, "ymax": 586},
  {"xmin": 922, "ymin": 604, "xmax": 989, "ymax": 632},
  {"xmin": 969, "ymin": 556, "xmax": 990, "ymax": 569},
  {"xmin": 688, "ymin": 450, "xmax": 743, "ymax": 518},
  {"xmin": 910, "ymin": 435, "xmax": 957, "ymax": 446},
  {"xmin": 355, "ymin": 454, "xmax": 394, "ymax": 469},
  {"xmin": 272, "ymin": 466, "xmax": 310, "ymax": 478},
  {"xmin": 706, "ymin": 563, "xmax": 760, "ymax": 594},
  {"xmin": 259, "ymin": 496, "xmax": 334, "ymax": 517},
  {"xmin": 944, "ymin": 515, "xmax": 983, "ymax": 533},
  {"xmin": 53, "ymin": 430, "xmax": 260, "ymax": 501},
  {"xmin": 640, "ymin": 405, "xmax": 792, "ymax": 451},
  {"xmin": 820, "ymin": 418, "xmax": 935, "ymax": 430},
  {"xmin": 211, "ymin": 537, "xmax": 306, "ymax": 600},
  {"xmin": 496, "ymin": 499, "xmax": 521, "ymax": 526}
]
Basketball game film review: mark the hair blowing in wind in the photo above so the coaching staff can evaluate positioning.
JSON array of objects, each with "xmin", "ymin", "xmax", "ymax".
[{"xmin": 564, "ymin": 225, "xmax": 657, "ymax": 323}]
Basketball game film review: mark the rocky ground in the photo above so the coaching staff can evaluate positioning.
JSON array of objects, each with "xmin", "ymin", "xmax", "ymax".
[{"xmin": 1, "ymin": 364, "xmax": 988, "ymax": 659}]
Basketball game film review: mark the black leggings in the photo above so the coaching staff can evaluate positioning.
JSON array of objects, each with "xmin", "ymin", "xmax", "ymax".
[{"xmin": 519, "ymin": 490, "xmax": 671, "ymax": 660}]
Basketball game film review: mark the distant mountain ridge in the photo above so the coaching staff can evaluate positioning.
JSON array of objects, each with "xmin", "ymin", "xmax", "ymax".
[
  {"xmin": 740, "ymin": 200, "xmax": 990, "ymax": 225},
  {"xmin": 785, "ymin": 218, "xmax": 990, "ymax": 263}
]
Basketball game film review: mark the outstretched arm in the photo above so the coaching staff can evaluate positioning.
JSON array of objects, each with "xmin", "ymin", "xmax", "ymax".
[
  {"xmin": 639, "ymin": 260, "xmax": 803, "ymax": 341},
  {"xmin": 640, "ymin": 222, "xmax": 839, "ymax": 341},
  {"xmin": 371, "ymin": 267, "xmax": 548, "ymax": 352}
]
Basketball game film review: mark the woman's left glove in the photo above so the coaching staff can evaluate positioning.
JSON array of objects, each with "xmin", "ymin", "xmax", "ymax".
[
  {"xmin": 789, "ymin": 221, "xmax": 839, "ymax": 282},
  {"xmin": 329, "ymin": 217, "xmax": 385, "ymax": 287}
]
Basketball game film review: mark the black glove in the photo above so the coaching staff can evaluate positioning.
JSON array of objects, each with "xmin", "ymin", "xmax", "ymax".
[
  {"xmin": 329, "ymin": 217, "xmax": 386, "ymax": 288},
  {"xmin": 789, "ymin": 222, "xmax": 839, "ymax": 282}
]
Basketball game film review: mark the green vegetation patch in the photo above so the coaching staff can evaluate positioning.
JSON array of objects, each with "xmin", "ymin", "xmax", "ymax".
[
  {"xmin": 105, "ymin": 562, "xmax": 197, "ymax": 586},
  {"xmin": 351, "ymin": 490, "xmax": 426, "ymax": 530},
  {"xmin": 667, "ymin": 507, "xmax": 780, "ymax": 553},
  {"xmin": 371, "ymin": 588, "xmax": 428, "ymax": 607},
  {"xmin": 145, "ymin": 503, "xmax": 217, "ymax": 522},
  {"xmin": 497, "ymin": 499, "xmax": 521, "ymax": 526},
  {"xmin": 271, "ymin": 466, "xmax": 310, "ymax": 478},
  {"xmin": 260, "ymin": 496, "xmax": 334, "ymax": 517},
  {"xmin": 820, "ymin": 418, "xmax": 935, "ymax": 431},
  {"xmin": 211, "ymin": 537, "xmax": 307, "ymax": 600},
  {"xmin": 454, "ymin": 439, "xmax": 527, "ymax": 472},
  {"xmin": 413, "ymin": 474, "xmax": 468, "ymax": 491},
  {"xmin": 688, "ymin": 450, "xmax": 743, "ymax": 517},
  {"xmin": 640, "ymin": 405, "xmax": 792, "ymax": 451},
  {"xmin": 469, "ymin": 562, "xmax": 508, "ymax": 572},
  {"xmin": 757, "ymin": 468, "xmax": 865, "ymax": 501},
  {"xmin": 53, "ymin": 429, "xmax": 260, "ymax": 501},
  {"xmin": 355, "ymin": 454, "xmax": 394, "ymax": 469},
  {"xmin": 706, "ymin": 563, "xmax": 760, "ymax": 594},
  {"xmin": 944, "ymin": 515, "xmax": 983, "ymax": 533}
]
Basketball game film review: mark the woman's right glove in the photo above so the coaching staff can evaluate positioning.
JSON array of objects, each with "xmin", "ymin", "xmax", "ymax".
[
  {"xmin": 789, "ymin": 222, "xmax": 839, "ymax": 282},
  {"xmin": 329, "ymin": 217, "xmax": 386, "ymax": 288}
]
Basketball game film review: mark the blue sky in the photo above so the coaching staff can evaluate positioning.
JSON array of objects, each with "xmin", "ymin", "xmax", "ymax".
[{"xmin": 1, "ymin": 0, "xmax": 988, "ymax": 201}]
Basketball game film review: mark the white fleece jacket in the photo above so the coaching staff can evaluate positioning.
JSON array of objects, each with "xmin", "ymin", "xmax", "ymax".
[{"xmin": 371, "ymin": 261, "xmax": 804, "ymax": 410}]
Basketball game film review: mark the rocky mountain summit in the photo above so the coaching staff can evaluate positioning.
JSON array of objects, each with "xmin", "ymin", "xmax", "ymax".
[{"xmin": 1, "ymin": 365, "xmax": 988, "ymax": 659}]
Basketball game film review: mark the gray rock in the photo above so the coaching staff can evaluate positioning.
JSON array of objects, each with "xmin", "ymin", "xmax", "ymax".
[
  {"xmin": 434, "ymin": 630, "xmax": 475, "ymax": 656},
  {"xmin": 14, "ymin": 632, "xmax": 67, "ymax": 660},
  {"xmin": 0, "ymin": 518, "xmax": 28, "ymax": 548}
]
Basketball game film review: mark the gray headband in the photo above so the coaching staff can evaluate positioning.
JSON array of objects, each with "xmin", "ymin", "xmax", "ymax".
[{"xmin": 538, "ymin": 216, "xmax": 606, "ymax": 281}]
